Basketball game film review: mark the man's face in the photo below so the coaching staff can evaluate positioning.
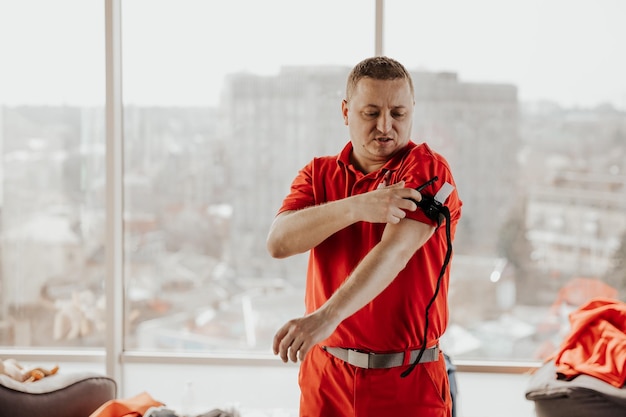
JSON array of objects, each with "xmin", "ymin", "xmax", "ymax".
[{"xmin": 342, "ymin": 77, "xmax": 414, "ymax": 172}]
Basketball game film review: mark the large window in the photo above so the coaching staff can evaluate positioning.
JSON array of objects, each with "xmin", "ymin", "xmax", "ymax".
[
  {"xmin": 386, "ymin": 0, "xmax": 626, "ymax": 361},
  {"xmin": 1, "ymin": 0, "xmax": 624, "ymax": 367},
  {"xmin": 0, "ymin": 0, "xmax": 105, "ymax": 349},
  {"xmin": 120, "ymin": 0, "xmax": 373, "ymax": 353}
]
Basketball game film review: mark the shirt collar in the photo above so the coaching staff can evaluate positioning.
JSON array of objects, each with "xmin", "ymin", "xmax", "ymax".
[{"xmin": 337, "ymin": 140, "xmax": 417, "ymax": 174}]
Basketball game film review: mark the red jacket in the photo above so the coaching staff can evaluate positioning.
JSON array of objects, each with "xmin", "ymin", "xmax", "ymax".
[{"xmin": 554, "ymin": 297, "xmax": 626, "ymax": 388}]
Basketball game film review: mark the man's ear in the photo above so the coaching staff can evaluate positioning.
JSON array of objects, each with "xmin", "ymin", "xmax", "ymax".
[{"xmin": 341, "ymin": 99, "xmax": 349, "ymax": 126}]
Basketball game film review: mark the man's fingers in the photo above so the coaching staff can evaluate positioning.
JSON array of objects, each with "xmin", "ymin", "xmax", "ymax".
[
  {"xmin": 289, "ymin": 338, "xmax": 304, "ymax": 363},
  {"xmin": 298, "ymin": 342, "xmax": 312, "ymax": 361},
  {"xmin": 273, "ymin": 322, "xmax": 297, "ymax": 362},
  {"xmin": 387, "ymin": 207, "xmax": 407, "ymax": 224},
  {"xmin": 387, "ymin": 180, "xmax": 405, "ymax": 188},
  {"xmin": 272, "ymin": 324, "xmax": 289, "ymax": 355},
  {"xmin": 278, "ymin": 334, "xmax": 293, "ymax": 363},
  {"xmin": 384, "ymin": 180, "xmax": 422, "ymax": 207},
  {"xmin": 273, "ymin": 313, "xmax": 333, "ymax": 364}
]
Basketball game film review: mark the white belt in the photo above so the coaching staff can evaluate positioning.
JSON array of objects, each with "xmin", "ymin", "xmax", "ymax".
[{"xmin": 322, "ymin": 345, "xmax": 440, "ymax": 369}]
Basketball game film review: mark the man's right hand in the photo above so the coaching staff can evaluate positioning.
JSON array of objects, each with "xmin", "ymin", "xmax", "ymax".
[{"xmin": 353, "ymin": 180, "xmax": 421, "ymax": 224}]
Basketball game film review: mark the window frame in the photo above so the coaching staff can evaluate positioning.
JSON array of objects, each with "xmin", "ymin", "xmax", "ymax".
[{"xmin": 0, "ymin": 0, "xmax": 542, "ymax": 396}]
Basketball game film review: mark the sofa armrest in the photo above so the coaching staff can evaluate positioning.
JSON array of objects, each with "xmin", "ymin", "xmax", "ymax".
[{"xmin": 0, "ymin": 371, "xmax": 117, "ymax": 417}]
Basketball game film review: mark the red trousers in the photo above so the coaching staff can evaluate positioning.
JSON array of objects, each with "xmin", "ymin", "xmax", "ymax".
[{"xmin": 298, "ymin": 346, "xmax": 452, "ymax": 417}]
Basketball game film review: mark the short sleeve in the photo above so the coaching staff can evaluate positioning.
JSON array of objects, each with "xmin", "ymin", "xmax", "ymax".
[{"xmin": 277, "ymin": 161, "xmax": 316, "ymax": 215}]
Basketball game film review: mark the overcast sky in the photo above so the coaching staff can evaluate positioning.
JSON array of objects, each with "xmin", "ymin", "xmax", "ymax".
[{"xmin": 1, "ymin": 0, "xmax": 625, "ymax": 109}]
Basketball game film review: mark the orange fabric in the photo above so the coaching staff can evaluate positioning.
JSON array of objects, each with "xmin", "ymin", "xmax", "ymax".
[
  {"xmin": 89, "ymin": 391, "xmax": 164, "ymax": 417},
  {"xmin": 554, "ymin": 297, "xmax": 626, "ymax": 388}
]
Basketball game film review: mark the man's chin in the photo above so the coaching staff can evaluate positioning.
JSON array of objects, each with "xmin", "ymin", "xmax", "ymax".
[{"xmin": 369, "ymin": 142, "xmax": 399, "ymax": 156}]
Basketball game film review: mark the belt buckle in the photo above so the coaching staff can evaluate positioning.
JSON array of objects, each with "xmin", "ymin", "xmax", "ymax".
[{"xmin": 347, "ymin": 349, "xmax": 370, "ymax": 369}]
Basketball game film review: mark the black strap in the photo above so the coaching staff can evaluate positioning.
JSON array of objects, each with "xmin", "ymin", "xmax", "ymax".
[{"xmin": 401, "ymin": 206, "xmax": 452, "ymax": 378}]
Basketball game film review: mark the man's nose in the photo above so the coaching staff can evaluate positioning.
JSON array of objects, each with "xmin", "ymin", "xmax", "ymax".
[{"xmin": 377, "ymin": 113, "xmax": 392, "ymax": 134}]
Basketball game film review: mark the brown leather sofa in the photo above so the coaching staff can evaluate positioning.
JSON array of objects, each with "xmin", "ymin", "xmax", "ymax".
[{"xmin": 0, "ymin": 371, "xmax": 116, "ymax": 417}]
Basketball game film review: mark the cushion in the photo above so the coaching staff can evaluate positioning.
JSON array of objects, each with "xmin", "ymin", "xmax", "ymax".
[
  {"xmin": 0, "ymin": 371, "xmax": 117, "ymax": 417},
  {"xmin": 525, "ymin": 360, "xmax": 626, "ymax": 417}
]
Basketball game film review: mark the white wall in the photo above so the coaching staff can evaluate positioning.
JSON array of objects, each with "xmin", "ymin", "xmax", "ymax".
[
  {"xmin": 455, "ymin": 372, "xmax": 536, "ymax": 417},
  {"xmin": 122, "ymin": 363, "xmax": 537, "ymax": 417}
]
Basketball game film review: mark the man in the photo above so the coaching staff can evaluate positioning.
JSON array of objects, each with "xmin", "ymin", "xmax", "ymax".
[{"xmin": 267, "ymin": 56, "xmax": 462, "ymax": 417}]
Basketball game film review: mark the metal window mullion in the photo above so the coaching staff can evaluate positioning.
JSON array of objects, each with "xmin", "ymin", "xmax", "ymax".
[
  {"xmin": 105, "ymin": 0, "xmax": 124, "ymax": 390},
  {"xmin": 375, "ymin": 0, "xmax": 384, "ymax": 56}
]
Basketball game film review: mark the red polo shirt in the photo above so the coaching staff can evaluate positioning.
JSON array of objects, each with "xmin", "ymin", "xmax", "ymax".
[{"xmin": 278, "ymin": 141, "xmax": 462, "ymax": 353}]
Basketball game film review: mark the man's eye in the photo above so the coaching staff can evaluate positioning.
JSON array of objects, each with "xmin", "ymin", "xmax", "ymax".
[
  {"xmin": 363, "ymin": 112, "xmax": 378, "ymax": 118},
  {"xmin": 393, "ymin": 112, "xmax": 406, "ymax": 119}
]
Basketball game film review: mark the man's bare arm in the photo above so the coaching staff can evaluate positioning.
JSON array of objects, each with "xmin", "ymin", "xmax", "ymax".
[
  {"xmin": 267, "ymin": 181, "xmax": 422, "ymax": 258},
  {"xmin": 273, "ymin": 217, "xmax": 435, "ymax": 362}
]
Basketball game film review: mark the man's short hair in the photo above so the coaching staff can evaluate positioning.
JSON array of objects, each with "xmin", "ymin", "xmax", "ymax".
[{"xmin": 346, "ymin": 56, "xmax": 415, "ymax": 101}]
